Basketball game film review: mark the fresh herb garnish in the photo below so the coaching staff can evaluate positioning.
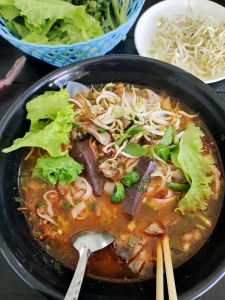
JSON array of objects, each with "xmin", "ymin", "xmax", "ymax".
[
  {"xmin": 61, "ymin": 202, "xmax": 71, "ymax": 211},
  {"xmin": 149, "ymin": 148, "xmax": 154, "ymax": 160},
  {"xmin": 111, "ymin": 182, "xmax": 125, "ymax": 203},
  {"xmin": 37, "ymin": 201, "xmax": 45, "ymax": 208},
  {"xmin": 116, "ymin": 125, "xmax": 144, "ymax": 146},
  {"xmin": 127, "ymin": 234, "xmax": 133, "ymax": 246},
  {"xmin": 168, "ymin": 182, "xmax": 190, "ymax": 191},
  {"xmin": 137, "ymin": 184, "xmax": 143, "ymax": 192},
  {"xmin": 99, "ymin": 157, "xmax": 106, "ymax": 163},
  {"xmin": 155, "ymin": 144, "xmax": 177, "ymax": 162},
  {"xmin": 97, "ymin": 128, "xmax": 106, "ymax": 134},
  {"xmin": 123, "ymin": 143, "xmax": 148, "ymax": 157},
  {"xmin": 88, "ymin": 202, "xmax": 95, "ymax": 211},
  {"xmin": 72, "ymin": 122, "xmax": 80, "ymax": 129},
  {"xmin": 142, "ymin": 178, "xmax": 149, "ymax": 183},
  {"xmin": 155, "ymin": 126, "xmax": 177, "ymax": 162},
  {"xmin": 122, "ymin": 172, "xmax": 141, "ymax": 187}
]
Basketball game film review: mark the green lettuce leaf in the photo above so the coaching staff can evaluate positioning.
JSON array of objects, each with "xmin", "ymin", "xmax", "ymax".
[
  {"xmin": 26, "ymin": 88, "xmax": 71, "ymax": 131},
  {"xmin": 0, "ymin": 1, "xmax": 19, "ymax": 21},
  {"xmin": 123, "ymin": 142, "xmax": 148, "ymax": 157},
  {"xmin": 3, "ymin": 110, "xmax": 74, "ymax": 156},
  {"xmin": 155, "ymin": 126, "xmax": 177, "ymax": 162},
  {"xmin": 1, "ymin": 0, "xmax": 104, "ymax": 44},
  {"xmin": 171, "ymin": 122, "xmax": 214, "ymax": 214},
  {"xmin": 5, "ymin": 19, "xmax": 30, "ymax": 38},
  {"xmin": 2, "ymin": 89, "xmax": 75, "ymax": 157},
  {"xmin": 32, "ymin": 155, "xmax": 83, "ymax": 185}
]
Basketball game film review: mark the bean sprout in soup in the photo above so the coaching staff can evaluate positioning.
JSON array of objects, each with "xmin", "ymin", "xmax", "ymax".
[{"xmin": 9, "ymin": 82, "xmax": 223, "ymax": 281}]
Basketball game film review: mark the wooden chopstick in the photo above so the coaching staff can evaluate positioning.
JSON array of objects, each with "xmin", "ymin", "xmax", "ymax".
[
  {"xmin": 156, "ymin": 239, "xmax": 164, "ymax": 300},
  {"xmin": 162, "ymin": 235, "xmax": 178, "ymax": 300}
]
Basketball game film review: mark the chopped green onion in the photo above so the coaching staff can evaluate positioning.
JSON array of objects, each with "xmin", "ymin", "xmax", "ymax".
[
  {"xmin": 61, "ymin": 202, "xmax": 71, "ymax": 211},
  {"xmin": 137, "ymin": 184, "xmax": 143, "ymax": 191},
  {"xmin": 97, "ymin": 128, "xmax": 106, "ymax": 133},
  {"xmin": 149, "ymin": 148, "xmax": 154, "ymax": 160},
  {"xmin": 142, "ymin": 178, "xmax": 149, "ymax": 183},
  {"xmin": 127, "ymin": 234, "xmax": 133, "ymax": 246},
  {"xmin": 122, "ymin": 172, "xmax": 141, "ymax": 187},
  {"xmin": 72, "ymin": 122, "xmax": 80, "ymax": 129},
  {"xmin": 88, "ymin": 202, "xmax": 95, "ymax": 211},
  {"xmin": 37, "ymin": 201, "xmax": 45, "ymax": 208},
  {"xmin": 111, "ymin": 182, "xmax": 125, "ymax": 203},
  {"xmin": 168, "ymin": 182, "xmax": 190, "ymax": 191},
  {"xmin": 99, "ymin": 157, "xmax": 106, "ymax": 163}
]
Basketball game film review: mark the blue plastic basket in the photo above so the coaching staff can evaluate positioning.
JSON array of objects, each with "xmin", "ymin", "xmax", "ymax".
[{"xmin": 0, "ymin": 0, "xmax": 144, "ymax": 67}]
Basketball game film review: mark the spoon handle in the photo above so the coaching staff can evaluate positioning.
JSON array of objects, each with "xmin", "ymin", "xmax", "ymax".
[{"xmin": 64, "ymin": 246, "xmax": 90, "ymax": 300}]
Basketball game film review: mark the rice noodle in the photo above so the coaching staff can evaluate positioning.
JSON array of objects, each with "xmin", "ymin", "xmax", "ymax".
[
  {"xmin": 154, "ymin": 189, "xmax": 176, "ymax": 204},
  {"xmin": 151, "ymin": 169, "xmax": 167, "ymax": 191},
  {"xmin": 94, "ymin": 204, "xmax": 101, "ymax": 217},
  {"xmin": 154, "ymin": 196, "xmax": 176, "ymax": 204},
  {"xmin": 45, "ymin": 199, "xmax": 54, "ymax": 217},
  {"xmin": 37, "ymin": 208, "xmax": 56, "ymax": 224},
  {"xmin": 71, "ymin": 202, "xmax": 86, "ymax": 219},
  {"xmin": 74, "ymin": 177, "xmax": 93, "ymax": 200},
  {"xmin": 43, "ymin": 190, "xmax": 59, "ymax": 202},
  {"xmin": 65, "ymin": 191, "xmax": 75, "ymax": 206},
  {"xmin": 125, "ymin": 158, "xmax": 139, "ymax": 173}
]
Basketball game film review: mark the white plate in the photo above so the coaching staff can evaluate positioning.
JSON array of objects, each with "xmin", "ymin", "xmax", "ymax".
[{"xmin": 134, "ymin": 0, "xmax": 225, "ymax": 84}]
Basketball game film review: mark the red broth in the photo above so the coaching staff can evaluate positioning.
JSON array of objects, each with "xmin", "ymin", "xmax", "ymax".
[{"xmin": 18, "ymin": 84, "xmax": 223, "ymax": 281}]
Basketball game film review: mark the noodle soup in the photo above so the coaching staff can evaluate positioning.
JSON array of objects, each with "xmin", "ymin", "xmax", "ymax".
[{"xmin": 4, "ymin": 82, "xmax": 223, "ymax": 281}]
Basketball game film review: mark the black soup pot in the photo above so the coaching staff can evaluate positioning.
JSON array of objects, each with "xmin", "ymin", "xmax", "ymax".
[{"xmin": 0, "ymin": 55, "xmax": 225, "ymax": 300}]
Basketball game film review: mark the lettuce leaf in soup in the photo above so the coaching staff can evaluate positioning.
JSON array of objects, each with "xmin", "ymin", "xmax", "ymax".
[
  {"xmin": 26, "ymin": 89, "xmax": 71, "ymax": 131},
  {"xmin": 2, "ymin": 89, "xmax": 75, "ymax": 157},
  {"xmin": 171, "ymin": 122, "xmax": 214, "ymax": 214},
  {"xmin": 32, "ymin": 155, "xmax": 83, "ymax": 185}
]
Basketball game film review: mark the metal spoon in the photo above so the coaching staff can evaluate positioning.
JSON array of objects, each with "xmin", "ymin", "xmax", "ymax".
[{"xmin": 64, "ymin": 230, "xmax": 116, "ymax": 300}]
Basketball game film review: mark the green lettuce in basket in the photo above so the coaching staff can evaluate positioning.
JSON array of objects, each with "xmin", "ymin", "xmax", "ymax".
[{"xmin": 0, "ymin": 0, "xmax": 129, "ymax": 45}]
